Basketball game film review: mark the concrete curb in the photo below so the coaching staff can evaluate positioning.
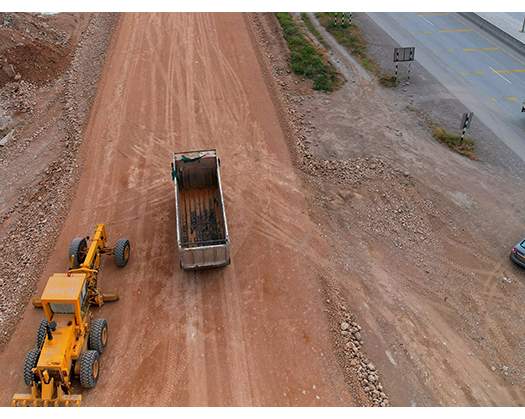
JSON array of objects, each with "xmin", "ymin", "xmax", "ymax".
[{"xmin": 459, "ymin": 12, "xmax": 525, "ymax": 57}]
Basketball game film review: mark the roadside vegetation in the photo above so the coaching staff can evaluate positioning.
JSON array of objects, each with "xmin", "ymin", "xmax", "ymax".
[
  {"xmin": 300, "ymin": 13, "xmax": 328, "ymax": 48},
  {"xmin": 275, "ymin": 12, "xmax": 339, "ymax": 92},
  {"xmin": 432, "ymin": 126, "xmax": 476, "ymax": 159},
  {"xmin": 316, "ymin": 12, "xmax": 398, "ymax": 87}
]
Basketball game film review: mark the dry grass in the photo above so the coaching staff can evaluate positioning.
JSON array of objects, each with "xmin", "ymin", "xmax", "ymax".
[
  {"xmin": 316, "ymin": 12, "xmax": 398, "ymax": 88},
  {"xmin": 300, "ymin": 13, "xmax": 328, "ymax": 48},
  {"xmin": 432, "ymin": 126, "xmax": 476, "ymax": 159}
]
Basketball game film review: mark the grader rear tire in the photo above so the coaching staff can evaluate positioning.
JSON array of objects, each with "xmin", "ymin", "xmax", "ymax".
[
  {"xmin": 36, "ymin": 319, "xmax": 49, "ymax": 348},
  {"xmin": 79, "ymin": 350, "xmax": 100, "ymax": 389},
  {"xmin": 69, "ymin": 237, "xmax": 88, "ymax": 268},
  {"xmin": 23, "ymin": 348, "xmax": 39, "ymax": 386},
  {"xmin": 114, "ymin": 239, "xmax": 130, "ymax": 267},
  {"xmin": 89, "ymin": 319, "xmax": 108, "ymax": 354}
]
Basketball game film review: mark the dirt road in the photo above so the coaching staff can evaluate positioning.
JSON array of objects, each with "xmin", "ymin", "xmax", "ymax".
[{"xmin": 1, "ymin": 13, "xmax": 364, "ymax": 406}]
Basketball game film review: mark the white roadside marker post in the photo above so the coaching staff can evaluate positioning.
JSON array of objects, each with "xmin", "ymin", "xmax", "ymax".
[{"xmin": 460, "ymin": 112, "xmax": 474, "ymax": 143}]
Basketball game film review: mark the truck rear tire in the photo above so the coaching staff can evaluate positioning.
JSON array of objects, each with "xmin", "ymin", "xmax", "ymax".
[
  {"xmin": 69, "ymin": 237, "xmax": 88, "ymax": 268},
  {"xmin": 114, "ymin": 239, "xmax": 130, "ymax": 267},
  {"xmin": 36, "ymin": 319, "xmax": 49, "ymax": 348},
  {"xmin": 89, "ymin": 319, "xmax": 108, "ymax": 354},
  {"xmin": 79, "ymin": 350, "xmax": 100, "ymax": 389},
  {"xmin": 23, "ymin": 348, "xmax": 39, "ymax": 386}
]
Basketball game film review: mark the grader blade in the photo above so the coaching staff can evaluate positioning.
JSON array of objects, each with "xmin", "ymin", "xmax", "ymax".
[
  {"xmin": 102, "ymin": 292, "xmax": 119, "ymax": 302},
  {"xmin": 11, "ymin": 393, "xmax": 82, "ymax": 407},
  {"xmin": 31, "ymin": 297, "xmax": 43, "ymax": 308}
]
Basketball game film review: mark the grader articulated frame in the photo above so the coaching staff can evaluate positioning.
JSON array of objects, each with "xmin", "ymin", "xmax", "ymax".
[{"xmin": 11, "ymin": 224, "xmax": 130, "ymax": 407}]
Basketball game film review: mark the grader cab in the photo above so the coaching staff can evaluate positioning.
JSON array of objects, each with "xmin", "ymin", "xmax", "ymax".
[{"xmin": 11, "ymin": 224, "xmax": 130, "ymax": 407}]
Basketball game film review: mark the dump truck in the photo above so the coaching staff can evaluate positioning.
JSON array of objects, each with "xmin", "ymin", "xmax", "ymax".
[
  {"xmin": 171, "ymin": 149, "xmax": 230, "ymax": 269},
  {"xmin": 11, "ymin": 224, "xmax": 130, "ymax": 407}
]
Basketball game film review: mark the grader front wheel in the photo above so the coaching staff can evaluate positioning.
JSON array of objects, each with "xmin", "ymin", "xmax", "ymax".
[
  {"xmin": 114, "ymin": 239, "xmax": 130, "ymax": 267},
  {"xmin": 69, "ymin": 237, "xmax": 88, "ymax": 268}
]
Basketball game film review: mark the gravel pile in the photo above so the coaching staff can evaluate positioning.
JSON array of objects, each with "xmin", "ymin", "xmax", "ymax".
[
  {"xmin": 0, "ymin": 80, "xmax": 36, "ymax": 115},
  {"xmin": 339, "ymin": 314, "xmax": 390, "ymax": 406},
  {"xmin": 308, "ymin": 154, "xmax": 447, "ymax": 272},
  {"xmin": 0, "ymin": 13, "xmax": 69, "ymax": 47},
  {"xmin": 0, "ymin": 13, "xmax": 118, "ymax": 347}
]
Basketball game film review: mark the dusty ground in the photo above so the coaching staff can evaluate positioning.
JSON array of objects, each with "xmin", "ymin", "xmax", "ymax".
[
  {"xmin": 259, "ymin": 12, "xmax": 525, "ymax": 406},
  {"xmin": 0, "ymin": 13, "xmax": 117, "ymax": 346},
  {"xmin": 1, "ymin": 13, "xmax": 369, "ymax": 406},
  {"xmin": 2, "ymin": 11, "xmax": 525, "ymax": 408}
]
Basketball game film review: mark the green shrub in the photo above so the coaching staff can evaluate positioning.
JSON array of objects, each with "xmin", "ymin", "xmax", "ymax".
[
  {"xmin": 300, "ymin": 13, "xmax": 328, "ymax": 48},
  {"xmin": 276, "ymin": 13, "xmax": 338, "ymax": 92}
]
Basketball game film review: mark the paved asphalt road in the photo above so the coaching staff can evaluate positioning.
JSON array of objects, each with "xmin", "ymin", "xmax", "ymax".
[
  {"xmin": 367, "ymin": 12, "xmax": 525, "ymax": 162},
  {"xmin": 478, "ymin": 13, "xmax": 525, "ymax": 44}
]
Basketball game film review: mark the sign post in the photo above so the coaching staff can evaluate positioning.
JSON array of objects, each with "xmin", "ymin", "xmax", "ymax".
[
  {"xmin": 460, "ymin": 112, "xmax": 474, "ymax": 143},
  {"xmin": 393, "ymin": 47, "xmax": 415, "ymax": 83},
  {"xmin": 335, "ymin": 12, "xmax": 352, "ymax": 27}
]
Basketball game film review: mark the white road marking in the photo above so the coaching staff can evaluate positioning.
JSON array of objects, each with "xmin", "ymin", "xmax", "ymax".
[
  {"xmin": 490, "ymin": 66, "xmax": 512, "ymax": 84},
  {"xmin": 420, "ymin": 16, "xmax": 435, "ymax": 26}
]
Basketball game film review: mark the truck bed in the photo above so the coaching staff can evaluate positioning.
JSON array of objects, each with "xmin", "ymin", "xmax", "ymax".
[
  {"xmin": 173, "ymin": 149, "xmax": 230, "ymax": 269},
  {"xmin": 179, "ymin": 186, "xmax": 225, "ymax": 247}
]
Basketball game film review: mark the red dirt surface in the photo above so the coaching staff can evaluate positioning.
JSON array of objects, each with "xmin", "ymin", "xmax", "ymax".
[{"xmin": 1, "ymin": 13, "xmax": 364, "ymax": 406}]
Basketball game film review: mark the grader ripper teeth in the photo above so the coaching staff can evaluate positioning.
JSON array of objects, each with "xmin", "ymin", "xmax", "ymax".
[
  {"xmin": 11, "ymin": 224, "xmax": 130, "ymax": 407},
  {"xmin": 12, "ymin": 389, "xmax": 82, "ymax": 407}
]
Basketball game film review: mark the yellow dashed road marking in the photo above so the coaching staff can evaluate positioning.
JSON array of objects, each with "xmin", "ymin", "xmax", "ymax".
[
  {"xmin": 460, "ymin": 70, "xmax": 484, "ymax": 77},
  {"xmin": 463, "ymin": 47, "xmax": 499, "ymax": 52},
  {"xmin": 440, "ymin": 28, "xmax": 473, "ymax": 33},
  {"xmin": 416, "ymin": 31, "xmax": 433, "ymax": 35},
  {"xmin": 504, "ymin": 96, "xmax": 518, "ymax": 102},
  {"xmin": 493, "ymin": 69, "xmax": 525, "ymax": 74}
]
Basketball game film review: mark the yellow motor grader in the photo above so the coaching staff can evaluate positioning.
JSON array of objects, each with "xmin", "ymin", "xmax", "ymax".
[{"xmin": 11, "ymin": 224, "xmax": 130, "ymax": 407}]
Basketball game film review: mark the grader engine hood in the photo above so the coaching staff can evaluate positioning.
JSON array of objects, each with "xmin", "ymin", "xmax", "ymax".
[{"xmin": 37, "ymin": 321, "xmax": 76, "ymax": 369}]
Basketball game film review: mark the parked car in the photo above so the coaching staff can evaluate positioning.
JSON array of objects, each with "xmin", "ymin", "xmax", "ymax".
[{"xmin": 510, "ymin": 239, "xmax": 525, "ymax": 268}]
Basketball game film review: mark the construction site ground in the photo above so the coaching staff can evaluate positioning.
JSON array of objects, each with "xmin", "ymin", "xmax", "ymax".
[{"xmin": 0, "ymin": 12, "xmax": 524, "ymax": 407}]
